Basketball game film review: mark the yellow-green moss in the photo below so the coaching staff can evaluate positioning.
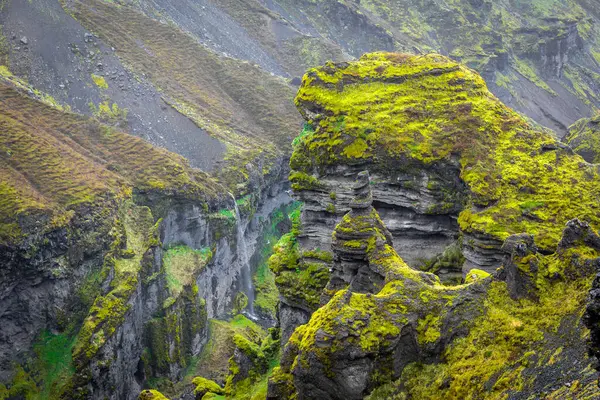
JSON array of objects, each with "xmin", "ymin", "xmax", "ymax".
[
  {"xmin": 73, "ymin": 201, "xmax": 156, "ymax": 366},
  {"xmin": 91, "ymin": 74, "xmax": 108, "ymax": 89},
  {"xmin": 139, "ymin": 389, "xmax": 169, "ymax": 400},
  {"xmin": 192, "ymin": 376, "xmax": 224, "ymax": 397},
  {"xmin": 464, "ymin": 268, "xmax": 491, "ymax": 284},
  {"xmin": 163, "ymin": 245, "xmax": 212, "ymax": 298},
  {"xmin": 399, "ymin": 246, "xmax": 598, "ymax": 399},
  {"xmin": 417, "ymin": 314, "xmax": 441, "ymax": 345}
]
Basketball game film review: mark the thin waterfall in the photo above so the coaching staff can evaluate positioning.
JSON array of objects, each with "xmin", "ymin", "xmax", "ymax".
[{"xmin": 230, "ymin": 193, "xmax": 256, "ymax": 318}]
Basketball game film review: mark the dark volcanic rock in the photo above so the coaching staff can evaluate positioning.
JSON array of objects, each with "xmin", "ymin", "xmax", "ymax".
[
  {"xmin": 328, "ymin": 171, "xmax": 394, "ymax": 297},
  {"xmin": 500, "ymin": 233, "xmax": 539, "ymax": 300}
]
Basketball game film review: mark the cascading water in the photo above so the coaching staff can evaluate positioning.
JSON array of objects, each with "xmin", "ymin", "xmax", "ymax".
[{"xmin": 230, "ymin": 193, "xmax": 256, "ymax": 318}]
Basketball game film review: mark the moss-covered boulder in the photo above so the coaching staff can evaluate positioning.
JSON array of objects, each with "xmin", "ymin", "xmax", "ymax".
[
  {"xmin": 192, "ymin": 376, "xmax": 224, "ymax": 399},
  {"xmin": 139, "ymin": 389, "xmax": 169, "ymax": 400},
  {"xmin": 564, "ymin": 114, "xmax": 600, "ymax": 163}
]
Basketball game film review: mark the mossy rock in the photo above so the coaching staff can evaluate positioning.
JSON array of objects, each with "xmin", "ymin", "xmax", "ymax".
[
  {"xmin": 138, "ymin": 389, "xmax": 169, "ymax": 400},
  {"xmin": 292, "ymin": 52, "xmax": 600, "ymax": 254},
  {"xmin": 275, "ymin": 54, "xmax": 600, "ymax": 399},
  {"xmin": 192, "ymin": 376, "xmax": 224, "ymax": 399},
  {"xmin": 464, "ymin": 268, "xmax": 491, "ymax": 284},
  {"xmin": 564, "ymin": 114, "xmax": 600, "ymax": 163}
]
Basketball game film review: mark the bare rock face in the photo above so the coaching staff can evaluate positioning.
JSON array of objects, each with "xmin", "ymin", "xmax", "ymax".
[
  {"xmin": 499, "ymin": 233, "xmax": 539, "ymax": 300},
  {"xmin": 328, "ymin": 171, "xmax": 394, "ymax": 297}
]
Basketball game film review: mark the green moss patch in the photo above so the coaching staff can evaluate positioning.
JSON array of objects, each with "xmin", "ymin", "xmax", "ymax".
[{"xmin": 163, "ymin": 245, "xmax": 212, "ymax": 298}]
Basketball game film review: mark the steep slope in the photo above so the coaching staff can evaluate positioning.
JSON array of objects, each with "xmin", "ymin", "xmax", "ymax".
[
  {"xmin": 1, "ymin": 0, "xmax": 303, "ymax": 192},
  {"xmin": 114, "ymin": 0, "xmax": 600, "ymax": 135},
  {"xmin": 0, "ymin": 0, "xmax": 225, "ymax": 172},
  {"xmin": 267, "ymin": 53, "xmax": 600, "ymax": 399},
  {"xmin": 120, "ymin": 0, "xmax": 347, "ymax": 79}
]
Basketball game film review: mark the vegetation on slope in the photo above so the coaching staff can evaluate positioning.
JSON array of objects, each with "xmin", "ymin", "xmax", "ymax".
[
  {"xmin": 268, "ymin": 207, "xmax": 331, "ymax": 312},
  {"xmin": 0, "ymin": 80, "xmax": 223, "ymax": 245},
  {"xmin": 0, "ymin": 69, "xmax": 230, "ymax": 397}
]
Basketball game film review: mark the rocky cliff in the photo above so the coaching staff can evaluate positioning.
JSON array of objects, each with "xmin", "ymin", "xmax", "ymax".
[
  {"xmin": 267, "ymin": 53, "xmax": 600, "ymax": 399},
  {"xmin": 0, "ymin": 73, "xmax": 292, "ymax": 399}
]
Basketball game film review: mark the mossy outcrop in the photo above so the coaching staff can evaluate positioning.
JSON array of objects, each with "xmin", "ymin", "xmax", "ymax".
[
  {"xmin": 271, "ymin": 187, "xmax": 600, "ymax": 399},
  {"xmin": 291, "ymin": 52, "xmax": 600, "ymax": 275},
  {"xmin": 271, "ymin": 54, "xmax": 600, "ymax": 399},
  {"xmin": 327, "ymin": 171, "xmax": 397, "ymax": 297},
  {"xmin": 138, "ymin": 389, "xmax": 169, "ymax": 400},
  {"xmin": 269, "ymin": 193, "xmax": 488, "ymax": 399},
  {"xmin": 564, "ymin": 114, "xmax": 600, "ymax": 163}
]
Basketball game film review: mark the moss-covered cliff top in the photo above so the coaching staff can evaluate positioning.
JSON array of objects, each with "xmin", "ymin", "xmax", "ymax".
[
  {"xmin": 0, "ymin": 82, "xmax": 223, "ymax": 245},
  {"xmin": 292, "ymin": 52, "xmax": 600, "ymax": 252}
]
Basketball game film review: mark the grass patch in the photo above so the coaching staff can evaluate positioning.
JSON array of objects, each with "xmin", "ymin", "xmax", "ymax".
[
  {"xmin": 66, "ymin": 0, "xmax": 301, "ymax": 192},
  {"xmin": 163, "ymin": 245, "xmax": 212, "ymax": 298},
  {"xmin": 0, "ymin": 81, "xmax": 224, "ymax": 246},
  {"xmin": 91, "ymin": 74, "xmax": 108, "ymax": 89}
]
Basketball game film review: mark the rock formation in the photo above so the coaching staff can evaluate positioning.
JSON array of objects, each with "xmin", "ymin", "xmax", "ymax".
[
  {"xmin": 564, "ymin": 114, "xmax": 600, "ymax": 163},
  {"xmin": 270, "ymin": 173, "xmax": 600, "ymax": 398},
  {"xmin": 327, "ymin": 171, "xmax": 394, "ymax": 297},
  {"xmin": 268, "ymin": 53, "xmax": 600, "ymax": 399},
  {"xmin": 269, "ymin": 174, "xmax": 488, "ymax": 399},
  {"xmin": 289, "ymin": 52, "xmax": 600, "ymax": 278}
]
